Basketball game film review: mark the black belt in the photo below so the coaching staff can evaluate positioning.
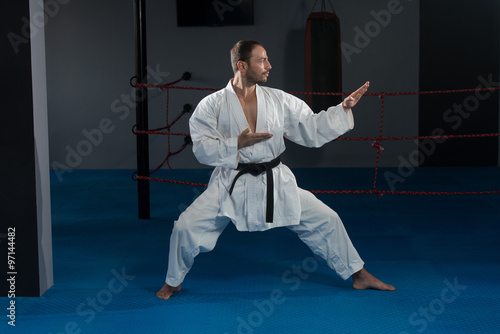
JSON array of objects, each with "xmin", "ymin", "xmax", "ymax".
[{"xmin": 228, "ymin": 156, "xmax": 281, "ymax": 223}]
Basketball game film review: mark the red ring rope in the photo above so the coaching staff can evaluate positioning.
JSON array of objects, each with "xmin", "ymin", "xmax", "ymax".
[{"xmin": 133, "ymin": 81, "xmax": 500, "ymax": 196}]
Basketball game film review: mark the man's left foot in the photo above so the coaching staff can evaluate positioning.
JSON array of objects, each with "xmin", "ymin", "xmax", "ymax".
[{"xmin": 352, "ymin": 268, "xmax": 395, "ymax": 291}]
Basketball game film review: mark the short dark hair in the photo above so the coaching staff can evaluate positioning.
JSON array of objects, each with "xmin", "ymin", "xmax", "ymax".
[{"xmin": 230, "ymin": 40, "xmax": 263, "ymax": 73}]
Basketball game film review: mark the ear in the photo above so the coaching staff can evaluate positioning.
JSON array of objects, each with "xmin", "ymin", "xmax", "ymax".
[{"xmin": 237, "ymin": 60, "xmax": 247, "ymax": 73}]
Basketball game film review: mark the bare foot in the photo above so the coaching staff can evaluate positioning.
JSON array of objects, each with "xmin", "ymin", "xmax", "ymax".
[
  {"xmin": 352, "ymin": 268, "xmax": 395, "ymax": 291},
  {"xmin": 156, "ymin": 283, "xmax": 181, "ymax": 299}
]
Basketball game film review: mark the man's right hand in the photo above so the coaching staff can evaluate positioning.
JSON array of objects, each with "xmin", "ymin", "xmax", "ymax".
[{"xmin": 238, "ymin": 128, "xmax": 273, "ymax": 149}]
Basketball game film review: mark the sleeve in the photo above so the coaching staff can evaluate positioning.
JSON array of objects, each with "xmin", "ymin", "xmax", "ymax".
[
  {"xmin": 189, "ymin": 95, "xmax": 239, "ymax": 169},
  {"xmin": 283, "ymin": 93, "xmax": 354, "ymax": 148}
]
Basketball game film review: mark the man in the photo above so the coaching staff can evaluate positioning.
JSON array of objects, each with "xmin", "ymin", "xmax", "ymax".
[{"xmin": 157, "ymin": 40, "xmax": 394, "ymax": 299}]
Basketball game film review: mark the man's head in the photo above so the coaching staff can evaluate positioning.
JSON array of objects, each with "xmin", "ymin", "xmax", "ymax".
[{"xmin": 230, "ymin": 40, "xmax": 272, "ymax": 85}]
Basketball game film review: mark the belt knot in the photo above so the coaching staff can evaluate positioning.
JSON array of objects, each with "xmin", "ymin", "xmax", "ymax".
[
  {"xmin": 244, "ymin": 163, "xmax": 267, "ymax": 176},
  {"xmin": 228, "ymin": 156, "xmax": 281, "ymax": 223}
]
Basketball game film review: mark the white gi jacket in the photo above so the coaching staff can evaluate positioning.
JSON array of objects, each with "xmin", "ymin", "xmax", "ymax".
[{"xmin": 189, "ymin": 80, "xmax": 354, "ymax": 232}]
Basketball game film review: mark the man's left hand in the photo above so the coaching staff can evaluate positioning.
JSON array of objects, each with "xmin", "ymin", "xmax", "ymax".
[{"xmin": 342, "ymin": 81, "xmax": 370, "ymax": 112}]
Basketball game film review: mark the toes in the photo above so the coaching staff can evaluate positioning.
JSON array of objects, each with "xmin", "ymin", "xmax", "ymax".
[
  {"xmin": 158, "ymin": 292, "xmax": 172, "ymax": 299},
  {"xmin": 156, "ymin": 284, "xmax": 181, "ymax": 299},
  {"xmin": 156, "ymin": 288, "xmax": 172, "ymax": 299},
  {"xmin": 378, "ymin": 283, "xmax": 395, "ymax": 291}
]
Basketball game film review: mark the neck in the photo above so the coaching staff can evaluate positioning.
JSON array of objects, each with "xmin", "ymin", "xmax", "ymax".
[{"xmin": 232, "ymin": 75, "xmax": 256, "ymax": 98}]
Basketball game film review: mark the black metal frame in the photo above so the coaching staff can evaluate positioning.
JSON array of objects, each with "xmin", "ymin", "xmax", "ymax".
[{"xmin": 133, "ymin": 0, "xmax": 150, "ymax": 219}]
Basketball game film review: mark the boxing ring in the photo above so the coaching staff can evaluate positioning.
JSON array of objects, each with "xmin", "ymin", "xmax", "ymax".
[
  {"xmin": 132, "ymin": 77, "xmax": 500, "ymax": 214},
  {"xmin": 131, "ymin": 1, "xmax": 499, "ymax": 220}
]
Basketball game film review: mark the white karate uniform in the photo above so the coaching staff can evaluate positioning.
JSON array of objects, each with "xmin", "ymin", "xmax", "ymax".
[{"xmin": 165, "ymin": 80, "xmax": 364, "ymax": 287}]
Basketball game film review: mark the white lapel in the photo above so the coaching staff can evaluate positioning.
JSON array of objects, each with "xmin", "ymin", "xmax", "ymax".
[
  {"xmin": 255, "ymin": 84, "xmax": 267, "ymax": 133},
  {"xmin": 226, "ymin": 80, "xmax": 249, "ymax": 135}
]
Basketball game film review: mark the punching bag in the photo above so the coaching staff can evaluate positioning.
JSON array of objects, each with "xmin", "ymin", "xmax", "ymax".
[{"xmin": 305, "ymin": 2, "xmax": 342, "ymax": 111}]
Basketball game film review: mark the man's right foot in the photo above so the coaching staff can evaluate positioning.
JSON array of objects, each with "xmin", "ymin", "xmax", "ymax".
[{"xmin": 156, "ymin": 283, "xmax": 181, "ymax": 299}]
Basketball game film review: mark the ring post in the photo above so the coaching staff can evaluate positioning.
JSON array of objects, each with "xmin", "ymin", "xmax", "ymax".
[{"xmin": 134, "ymin": 0, "xmax": 150, "ymax": 219}]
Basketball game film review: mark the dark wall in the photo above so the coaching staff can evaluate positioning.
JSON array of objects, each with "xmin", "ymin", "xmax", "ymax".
[
  {"xmin": 419, "ymin": 0, "xmax": 500, "ymax": 166},
  {"xmin": 45, "ymin": 0, "xmax": 421, "ymax": 171}
]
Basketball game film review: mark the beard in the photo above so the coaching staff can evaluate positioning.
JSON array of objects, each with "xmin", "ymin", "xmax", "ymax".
[{"xmin": 245, "ymin": 68, "xmax": 269, "ymax": 85}]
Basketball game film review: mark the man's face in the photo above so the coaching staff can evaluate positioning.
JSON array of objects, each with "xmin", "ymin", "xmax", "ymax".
[{"xmin": 244, "ymin": 45, "xmax": 272, "ymax": 85}]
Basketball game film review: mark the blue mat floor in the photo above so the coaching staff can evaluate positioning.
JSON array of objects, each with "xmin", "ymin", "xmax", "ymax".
[{"xmin": 2, "ymin": 167, "xmax": 500, "ymax": 334}]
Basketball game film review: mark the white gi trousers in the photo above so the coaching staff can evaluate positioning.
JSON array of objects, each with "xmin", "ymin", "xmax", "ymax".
[{"xmin": 165, "ymin": 182, "xmax": 364, "ymax": 287}]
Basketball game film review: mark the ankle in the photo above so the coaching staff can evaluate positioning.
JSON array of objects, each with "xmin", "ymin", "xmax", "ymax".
[{"xmin": 351, "ymin": 268, "xmax": 365, "ymax": 279}]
